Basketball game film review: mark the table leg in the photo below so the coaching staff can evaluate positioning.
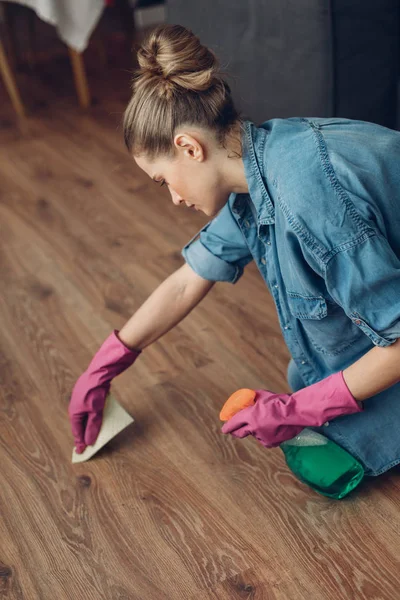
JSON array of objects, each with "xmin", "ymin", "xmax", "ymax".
[
  {"xmin": 68, "ymin": 47, "xmax": 91, "ymax": 108},
  {"xmin": 0, "ymin": 37, "xmax": 25, "ymax": 117}
]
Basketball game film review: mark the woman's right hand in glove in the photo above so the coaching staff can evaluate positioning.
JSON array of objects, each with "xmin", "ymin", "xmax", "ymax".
[{"xmin": 68, "ymin": 330, "xmax": 141, "ymax": 453}]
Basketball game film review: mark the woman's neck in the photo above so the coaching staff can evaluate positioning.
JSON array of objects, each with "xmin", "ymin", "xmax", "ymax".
[{"xmin": 220, "ymin": 123, "xmax": 249, "ymax": 194}]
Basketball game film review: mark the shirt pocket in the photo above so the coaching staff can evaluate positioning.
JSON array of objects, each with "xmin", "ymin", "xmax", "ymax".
[{"xmin": 287, "ymin": 292, "xmax": 363, "ymax": 356}]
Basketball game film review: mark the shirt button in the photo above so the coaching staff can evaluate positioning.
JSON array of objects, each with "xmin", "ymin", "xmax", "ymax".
[
  {"xmin": 244, "ymin": 220, "xmax": 250, "ymax": 227},
  {"xmin": 261, "ymin": 258, "xmax": 266, "ymax": 265},
  {"xmin": 301, "ymin": 361, "xmax": 306, "ymax": 365},
  {"xmin": 324, "ymin": 422, "xmax": 330, "ymax": 427},
  {"xmin": 274, "ymin": 284, "xmax": 278, "ymax": 289},
  {"xmin": 267, "ymin": 241, "xmax": 271, "ymax": 245},
  {"xmin": 284, "ymin": 326, "xmax": 288, "ymax": 330}
]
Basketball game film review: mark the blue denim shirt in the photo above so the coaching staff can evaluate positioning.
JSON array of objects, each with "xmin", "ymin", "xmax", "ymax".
[{"xmin": 182, "ymin": 117, "xmax": 400, "ymax": 476}]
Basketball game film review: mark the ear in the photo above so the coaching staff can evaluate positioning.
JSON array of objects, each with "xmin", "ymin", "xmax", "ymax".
[{"xmin": 174, "ymin": 132, "xmax": 205, "ymax": 161}]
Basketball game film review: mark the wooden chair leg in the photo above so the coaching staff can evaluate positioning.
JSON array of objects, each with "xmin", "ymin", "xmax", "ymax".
[
  {"xmin": 68, "ymin": 47, "xmax": 91, "ymax": 108},
  {"xmin": 0, "ymin": 37, "xmax": 25, "ymax": 117}
]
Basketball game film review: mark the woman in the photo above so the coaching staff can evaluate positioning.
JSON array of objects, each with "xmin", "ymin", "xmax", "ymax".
[{"xmin": 69, "ymin": 24, "xmax": 400, "ymax": 477}]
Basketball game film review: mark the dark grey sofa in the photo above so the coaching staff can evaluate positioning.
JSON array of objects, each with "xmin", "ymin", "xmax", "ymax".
[{"xmin": 166, "ymin": 0, "xmax": 400, "ymax": 129}]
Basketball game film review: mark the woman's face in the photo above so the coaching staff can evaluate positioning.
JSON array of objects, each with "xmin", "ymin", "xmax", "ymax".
[{"xmin": 134, "ymin": 128, "xmax": 243, "ymax": 218}]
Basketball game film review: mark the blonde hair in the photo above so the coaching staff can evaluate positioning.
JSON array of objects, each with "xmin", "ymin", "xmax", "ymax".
[{"xmin": 123, "ymin": 24, "xmax": 241, "ymax": 160}]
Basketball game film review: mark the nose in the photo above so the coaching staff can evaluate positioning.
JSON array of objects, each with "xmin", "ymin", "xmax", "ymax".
[{"xmin": 170, "ymin": 188, "xmax": 184, "ymax": 206}]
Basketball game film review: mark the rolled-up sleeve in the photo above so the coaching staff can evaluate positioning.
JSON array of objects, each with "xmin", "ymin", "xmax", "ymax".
[
  {"xmin": 181, "ymin": 195, "xmax": 253, "ymax": 283},
  {"xmin": 325, "ymin": 232, "xmax": 400, "ymax": 347}
]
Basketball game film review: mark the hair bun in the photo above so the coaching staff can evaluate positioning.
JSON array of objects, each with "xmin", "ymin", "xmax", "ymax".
[
  {"xmin": 137, "ymin": 46, "xmax": 162, "ymax": 75},
  {"xmin": 136, "ymin": 24, "xmax": 220, "ymax": 93}
]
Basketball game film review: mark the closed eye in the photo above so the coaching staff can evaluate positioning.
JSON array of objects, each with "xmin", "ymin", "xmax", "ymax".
[{"xmin": 155, "ymin": 179, "xmax": 166, "ymax": 187}]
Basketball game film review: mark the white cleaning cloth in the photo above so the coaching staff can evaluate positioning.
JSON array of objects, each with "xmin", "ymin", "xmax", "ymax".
[{"xmin": 72, "ymin": 393, "xmax": 134, "ymax": 463}]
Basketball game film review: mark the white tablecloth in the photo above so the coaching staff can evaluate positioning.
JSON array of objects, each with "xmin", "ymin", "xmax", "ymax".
[{"xmin": 1, "ymin": 0, "xmax": 105, "ymax": 51}]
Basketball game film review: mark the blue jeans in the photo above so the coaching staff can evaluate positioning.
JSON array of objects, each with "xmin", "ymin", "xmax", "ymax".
[{"xmin": 286, "ymin": 358, "xmax": 400, "ymax": 477}]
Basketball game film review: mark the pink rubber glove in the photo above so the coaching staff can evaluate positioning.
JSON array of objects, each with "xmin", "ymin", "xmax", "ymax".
[
  {"xmin": 68, "ymin": 330, "xmax": 141, "ymax": 453},
  {"xmin": 221, "ymin": 371, "xmax": 363, "ymax": 448}
]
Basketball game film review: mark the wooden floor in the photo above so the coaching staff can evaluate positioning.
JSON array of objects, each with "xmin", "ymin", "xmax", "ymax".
[{"xmin": 1, "ymin": 24, "xmax": 400, "ymax": 600}]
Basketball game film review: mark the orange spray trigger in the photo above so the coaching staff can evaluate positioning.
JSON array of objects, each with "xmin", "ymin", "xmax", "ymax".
[{"xmin": 220, "ymin": 388, "xmax": 257, "ymax": 421}]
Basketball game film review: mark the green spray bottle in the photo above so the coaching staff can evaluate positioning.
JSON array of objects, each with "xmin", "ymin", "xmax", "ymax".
[
  {"xmin": 220, "ymin": 388, "xmax": 365, "ymax": 499},
  {"xmin": 280, "ymin": 428, "xmax": 364, "ymax": 499}
]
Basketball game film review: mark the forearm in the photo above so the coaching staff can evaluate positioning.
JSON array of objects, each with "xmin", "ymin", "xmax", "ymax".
[
  {"xmin": 342, "ymin": 338, "xmax": 400, "ymax": 401},
  {"xmin": 117, "ymin": 263, "xmax": 214, "ymax": 351}
]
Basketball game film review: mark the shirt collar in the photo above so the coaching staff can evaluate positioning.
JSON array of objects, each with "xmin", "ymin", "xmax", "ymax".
[{"xmin": 234, "ymin": 120, "xmax": 275, "ymax": 225}]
